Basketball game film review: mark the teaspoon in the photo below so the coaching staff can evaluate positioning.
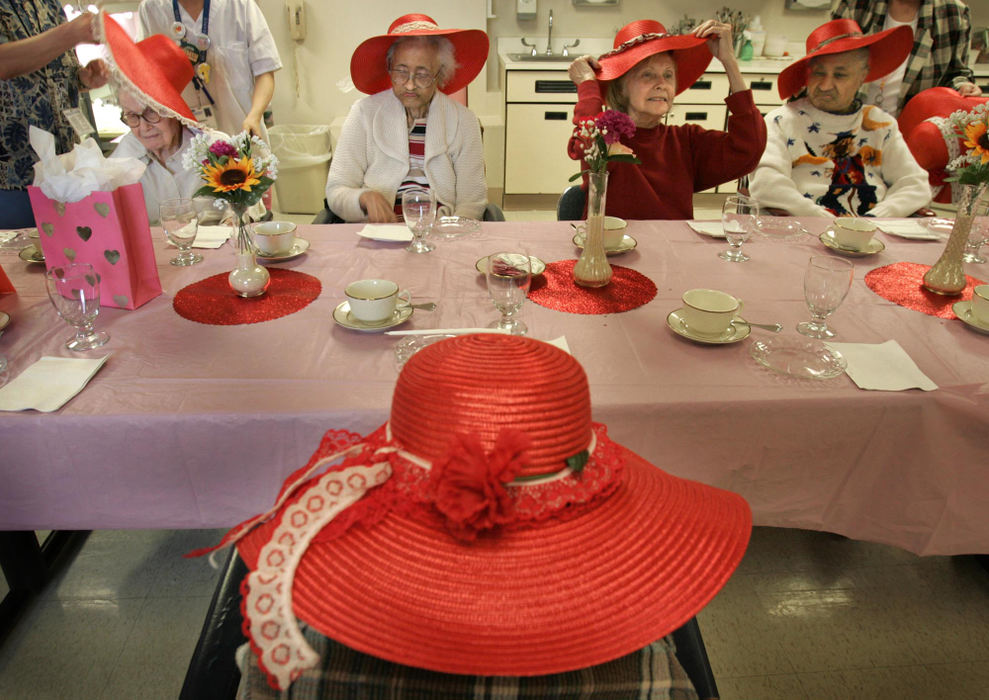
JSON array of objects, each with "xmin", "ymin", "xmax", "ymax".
[{"xmin": 732, "ymin": 319, "xmax": 782, "ymax": 333}]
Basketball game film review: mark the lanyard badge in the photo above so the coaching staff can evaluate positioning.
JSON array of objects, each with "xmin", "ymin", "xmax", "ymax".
[{"xmin": 172, "ymin": 0, "xmax": 214, "ymax": 93}]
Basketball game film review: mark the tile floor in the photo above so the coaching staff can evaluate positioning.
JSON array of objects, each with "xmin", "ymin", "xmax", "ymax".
[{"xmin": 1, "ymin": 527, "xmax": 987, "ymax": 699}]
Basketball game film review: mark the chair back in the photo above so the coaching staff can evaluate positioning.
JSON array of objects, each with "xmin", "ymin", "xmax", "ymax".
[{"xmin": 557, "ymin": 186, "xmax": 586, "ymax": 221}]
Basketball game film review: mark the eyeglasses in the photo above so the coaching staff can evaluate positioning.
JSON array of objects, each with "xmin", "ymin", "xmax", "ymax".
[
  {"xmin": 388, "ymin": 68, "xmax": 439, "ymax": 88},
  {"xmin": 120, "ymin": 107, "xmax": 163, "ymax": 128}
]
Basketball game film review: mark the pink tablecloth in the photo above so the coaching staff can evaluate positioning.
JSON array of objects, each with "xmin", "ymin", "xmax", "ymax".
[{"xmin": 1, "ymin": 220, "xmax": 987, "ymax": 555}]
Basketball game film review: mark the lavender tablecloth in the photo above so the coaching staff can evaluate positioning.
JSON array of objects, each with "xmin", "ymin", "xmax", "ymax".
[{"xmin": 1, "ymin": 219, "xmax": 987, "ymax": 555}]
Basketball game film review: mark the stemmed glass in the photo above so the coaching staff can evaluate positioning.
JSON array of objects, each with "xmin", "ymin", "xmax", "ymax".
[
  {"xmin": 797, "ymin": 256, "xmax": 854, "ymax": 339},
  {"xmin": 45, "ymin": 262, "xmax": 110, "ymax": 351},
  {"xmin": 720, "ymin": 194, "xmax": 759, "ymax": 262},
  {"xmin": 160, "ymin": 198, "xmax": 203, "ymax": 266},
  {"xmin": 963, "ymin": 213, "xmax": 988, "ymax": 264},
  {"xmin": 402, "ymin": 189, "xmax": 436, "ymax": 254},
  {"xmin": 486, "ymin": 252, "xmax": 531, "ymax": 335}
]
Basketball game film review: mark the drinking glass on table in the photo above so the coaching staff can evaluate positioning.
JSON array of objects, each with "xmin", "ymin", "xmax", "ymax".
[
  {"xmin": 160, "ymin": 198, "xmax": 203, "ymax": 266},
  {"xmin": 797, "ymin": 255, "xmax": 853, "ymax": 339},
  {"xmin": 45, "ymin": 262, "xmax": 109, "ymax": 351},
  {"xmin": 486, "ymin": 252, "xmax": 531, "ymax": 335},
  {"xmin": 963, "ymin": 212, "xmax": 988, "ymax": 264},
  {"xmin": 402, "ymin": 189, "xmax": 436, "ymax": 254},
  {"xmin": 719, "ymin": 194, "xmax": 759, "ymax": 262}
]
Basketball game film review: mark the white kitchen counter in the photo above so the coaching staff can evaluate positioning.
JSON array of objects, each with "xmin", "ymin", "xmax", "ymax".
[{"xmin": 500, "ymin": 54, "xmax": 798, "ymax": 74}]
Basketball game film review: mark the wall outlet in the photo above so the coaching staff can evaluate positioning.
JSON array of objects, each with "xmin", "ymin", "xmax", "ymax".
[{"xmin": 517, "ymin": 0, "xmax": 537, "ymax": 20}]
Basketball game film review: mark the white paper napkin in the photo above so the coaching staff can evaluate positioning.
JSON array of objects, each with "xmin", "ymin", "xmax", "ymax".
[
  {"xmin": 546, "ymin": 336, "xmax": 571, "ymax": 354},
  {"xmin": 192, "ymin": 225, "xmax": 233, "ymax": 249},
  {"xmin": 686, "ymin": 220, "xmax": 726, "ymax": 238},
  {"xmin": 356, "ymin": 224, "xmax": 413, "ymax": 242},
  {"xmin": 0, "ymin": 354, "xmax": 111, "ymax": 412},
  {"xmin": 876, "ymin": 220, "xmax": 943, "ymax": 240},
  {"xmin": 824, "ymin": 340, "xmax": 937, "ymax": 391}
]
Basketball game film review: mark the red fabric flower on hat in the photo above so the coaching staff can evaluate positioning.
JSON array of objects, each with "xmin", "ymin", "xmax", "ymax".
[{"xmin": 430, "ymin": 429, "xmax": 532, "ymax": 541}]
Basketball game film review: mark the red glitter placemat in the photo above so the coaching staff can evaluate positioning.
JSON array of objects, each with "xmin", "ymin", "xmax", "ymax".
[
  {"xmin": 864, "ymin": 262, "xmax": 985, "ymax": 319},
  {"xmin": 173, "ymin": 268, "xmax": 322, "ymax": 325},
  {"xmin": 528, "ymin": 260, "xmax": 657, "ymax": 314}
]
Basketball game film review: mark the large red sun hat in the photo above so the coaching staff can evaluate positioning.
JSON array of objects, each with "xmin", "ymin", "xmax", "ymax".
[
  {"xmin": 200, "ymin": 334, "xmax": 751, "ymax": 691},
  {"xmin": 595, "ymin": 19, "xmax": 714, "ymax": 98},
  {"xmin": 96, "ymin": 13, "xmax": 197, "ymax": 127},
  {"xmin": 778, "ymin": 18, "xmax": 914, "ymax": 100},
  {"xmin": 350, "ymin": 14, "xmax": 489, "ymax": 96}
]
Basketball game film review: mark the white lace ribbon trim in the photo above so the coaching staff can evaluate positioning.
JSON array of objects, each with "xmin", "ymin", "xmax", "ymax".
[
  {"xmin": 392, "ymin": 21, "xmax": 441, "ymax": 34},
  {"xmin": 245, "ymin": 460, "xmax": 393, "ymax": 689}
]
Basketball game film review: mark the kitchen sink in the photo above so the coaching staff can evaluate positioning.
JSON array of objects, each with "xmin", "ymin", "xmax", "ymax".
[{"xmin": 506, "ymin": 53, "xmax": 573, "ymax": 62}]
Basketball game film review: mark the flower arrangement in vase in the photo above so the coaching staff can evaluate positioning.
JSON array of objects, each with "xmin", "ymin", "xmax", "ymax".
[
  {"xmin": 923, "ymin": 102, "xmax": 989, "ymax": 295},
  {"xmin": 569, "ymin": 110, "xmax": 639, "ymax": 287},
  {"xmin": 184, "ymin": 132, "xmax": 278, "ymax": 297}
]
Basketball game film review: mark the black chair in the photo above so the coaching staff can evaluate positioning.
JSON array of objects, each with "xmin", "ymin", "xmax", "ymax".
[
  {"xmin": 557, "ymin": 185, "xmax": 586, "ymax": 221},
  {"xmin": 312, "ymin": 200, "xmax": 506, "ymax": 224},
  {"xmin": 181, "ymin": 549, "xmax": 721, "ymax": 700}
]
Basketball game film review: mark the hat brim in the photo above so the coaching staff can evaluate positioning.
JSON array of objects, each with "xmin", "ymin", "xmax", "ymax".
[
  {"xmin": 97, "ymin": 13, "xmax": 198, "ymax": 127},
  {"xmin": 238, "ymin": 432, "xmax": 751, "ymax": 676},
  {"xmin": 350, "ymin": 28, "xmax": 490, "ymax": 96},
  {"xmin": 777, "ymin": 24, "xmax": 914, "ymax": 100},
  {"xmin": 596, "ymin": 35, "xmax": 714, "ymax": 98}
]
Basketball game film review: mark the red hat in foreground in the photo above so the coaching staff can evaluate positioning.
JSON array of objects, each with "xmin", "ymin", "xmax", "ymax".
[
  {"xmin": 350, "ymin": 14, "xmax": 489, "ymax": 96},
  {"xmin": 96, "ymin": 13, "xmax": 197, "ymax": 127},
  {"xmin": 198, "ymin": 335, "xmax": 751, "ymax": 691},
  {"xmin": 778, "ymin": 19, "xmax": 914, "ymax": 100},
  {"xmin": 595, "ymin": 19, "xmax": 714, "ymax": 99}
]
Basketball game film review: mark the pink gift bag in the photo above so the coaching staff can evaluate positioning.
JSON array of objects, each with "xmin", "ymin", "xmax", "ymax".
[{"xmin": 28, "ymin": 183, "xmax": 162, "ymax": 309}]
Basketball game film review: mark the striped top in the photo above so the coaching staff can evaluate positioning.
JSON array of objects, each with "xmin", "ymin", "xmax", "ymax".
[{"xmin": 394, "ymin": 118, "xmax": 430, "ymax": 217}]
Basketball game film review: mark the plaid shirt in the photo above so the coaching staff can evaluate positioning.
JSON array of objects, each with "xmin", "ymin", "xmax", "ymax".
[
  {"xmin": 237, "ymin": 625, "xmax": 700, "ymax": 700},
  {"xmin": 831, "ymin": 0, "xmax": 976, "ymax": 111}
]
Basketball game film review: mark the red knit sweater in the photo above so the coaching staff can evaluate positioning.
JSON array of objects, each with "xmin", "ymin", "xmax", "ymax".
[{"xmin": 567, "ymin": 82, "xmax": 767, "ymax": 219}]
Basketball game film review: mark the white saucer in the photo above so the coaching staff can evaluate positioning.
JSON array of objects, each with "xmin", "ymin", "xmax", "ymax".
[
  {"xmin": 666, "ymin": 308, "xmax": 751, "ymax": 345},
  {"xmin": 474, "ymin": 254, "xmax": 546, "ymax": 276},
  {"xmin": 572, "ymin": 232, "xmax": 638, "ymax": 255},
  {"xmin": 257, "ymin": 237, "xmax": 310, "ymax": 261},
  {"xmin": 819, "ymin": 230, "xmax": 885, "ymax": 257},
  {"xmin": 953, "ymin": 301, "xmax": 989, "ymax": 335},
  {"xmin": 333, "ymin": 300, "xmax": 414, "ymax": 333}
]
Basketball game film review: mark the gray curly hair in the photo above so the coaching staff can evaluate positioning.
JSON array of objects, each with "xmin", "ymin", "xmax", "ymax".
[{"xmin": 386, "ymin": 35, "xmax": 459, "ymax": 89}]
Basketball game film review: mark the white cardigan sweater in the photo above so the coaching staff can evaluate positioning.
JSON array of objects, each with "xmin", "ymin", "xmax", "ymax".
[
  {"xmin": 750, "ymin": 97, "xmax": 931, "ymax": 217},
  {"xmin": 325, "ymin": 90, "xmax": 487, "ymax": 222}
]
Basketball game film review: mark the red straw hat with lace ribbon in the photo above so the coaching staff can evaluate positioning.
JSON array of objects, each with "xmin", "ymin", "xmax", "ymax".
[
  {"xmin": 196, "ymin": 335, "xmax": 751, "ymax": 691},
  {"xmin": 96, "ymin": 13, "xmax": 197, "ymax": 127},
  {"xmin": 777, "ymin": 18, "xmax": 914, "ymax": 100},
  {"xmin": 594, "ymin": 19, "xmax": 714, "ymax": 98},
  {"xmin": 350, "ymin": 13, "xmax": 489, "ymax": 95}
]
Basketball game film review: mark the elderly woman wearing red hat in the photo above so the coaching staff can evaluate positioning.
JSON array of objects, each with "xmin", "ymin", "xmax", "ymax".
[
  {"xmin": 566, "ymin": 19, "xmax": 767, "ymax": 220},
  {"xmin": 749, "ymin": 19, "xmax": 931, "ymax": 218},
  {"xmin": 325, "ymin": 15, "xmax": 489, "ymax": 224}
]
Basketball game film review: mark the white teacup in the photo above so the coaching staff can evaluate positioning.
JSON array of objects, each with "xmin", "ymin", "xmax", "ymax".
[
  {"xmin": 832, "ymin": 217, "xmax": 877, "ymax": 250},
  {"xmin": 681, "ymin": 288, "xmax": 741, "ymax": 336},
  {"xmin": 972, "ymin": 284, "xmax": 989, "ymax": 324},
  {"xmin": 345, "ymin": 278, "xmax": 411, "ymax": 324},
  {"xmin": 603, "ymin": 216, "xmax": 627, "ymax": 248},
  {"xmin": 253, "ymin": 221, "xmax": 297, "ymax": 257}
]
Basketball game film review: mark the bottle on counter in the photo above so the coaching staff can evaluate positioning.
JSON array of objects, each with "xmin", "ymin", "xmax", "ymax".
[{"xmin": 748, "ymin": 15, "xmax": 766, "ymax": 58}]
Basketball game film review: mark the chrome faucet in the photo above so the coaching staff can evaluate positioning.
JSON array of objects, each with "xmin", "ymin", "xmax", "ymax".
[
  {"xmin": 545, "ymin": 9, "xmax": 554, "ymax": 55},
  {"xmin": 520, "ymin": 37, "xmax": 537, "ymax": 56},
  {"xmin": 562, "ymin": 38, "xmax": 581, "ymax": 57}
]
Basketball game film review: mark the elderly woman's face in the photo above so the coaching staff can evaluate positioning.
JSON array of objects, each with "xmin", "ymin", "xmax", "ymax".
[
  {"xmin": 621, "ymin": 53, "xmax": 677, "ymax": 128},
  {"xmin": 119, "ymin": 90, "xmax": 182, "ymax": 157},
  {"xmin": 389, "ymin": 42, "xmax": 440, "ymax": 115},
  {"xmin": 807, "ymin": 52, "xmax": 869, "ymax": 113}
]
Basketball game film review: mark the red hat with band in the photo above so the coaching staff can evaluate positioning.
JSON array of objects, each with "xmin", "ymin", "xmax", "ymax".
[
  {"xmin": 350, "ymin": 14, "xmax": 489, "ymax": 96},
  {"xmin": 594, "ymin": 20, "xmax": 714, "ymax": 99},
  {"xmin": 96, "ymin": 13, "xmax": 197, "ymax": 127},
  {"xmin": 194, "ymin": 334, "xmax": 751, "ymax": 691},
  {"xmin": 778, "ymin": 19, "xmax": 914, "ymax": 100}
]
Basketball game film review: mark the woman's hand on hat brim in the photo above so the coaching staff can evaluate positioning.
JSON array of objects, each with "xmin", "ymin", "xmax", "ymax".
[
  {"xmin": 569, "ymin": 55, "xmax": 600, "ymax": 85},
  {"xmin": 693, "ymin": 20, "xmax": 735, "ymax": 65},
  {"xmin": 79, "ymin": 58, "xmax": 109, "ymax": 90}
]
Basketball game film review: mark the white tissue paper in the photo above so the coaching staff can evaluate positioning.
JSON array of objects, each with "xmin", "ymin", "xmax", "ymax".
[{"xmin": 30, "ymin": 126, "xmax": 146, "ymax": 203}]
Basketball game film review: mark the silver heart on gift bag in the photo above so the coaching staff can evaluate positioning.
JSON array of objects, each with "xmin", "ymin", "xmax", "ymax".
[
  {"xmin": 113, "ymin": 294, "xmax": 130, "ymax": 307},
  {"xmin": 104, "ymin": 249, "xmax": 120, "ymax": 265},
  {"xmin": 41, "ymin": 222, "xmax": 54, "ymax": 237},
  {"xmin": 54, "ymin": 202, "xmax": 66, "ymax": 217},
  {"xmin": 94, "ymin": 202, "xmax": 110, "ymax": 218},
  {"xmin": 77, "ymin": 226, "xmax": 92, "ymax": 242},
  {"xmin": 84, "ymin": 274, "xmax": 96, "ymax": 286},
  {"xmin": 63, "ymin": 247, "xmax": 76, "ymax": 261}
]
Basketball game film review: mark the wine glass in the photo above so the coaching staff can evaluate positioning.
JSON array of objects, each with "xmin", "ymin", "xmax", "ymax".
[
  {"xmin": 45, "ymin": 262, "xmax": 110, "ymax": 351},
  {"xmin": 797, "ymin": 255, "xmax": 854, "ymax": 339},
  {"xmin": 486, "ymin": 252, "xmax": 531, "ymax": 335},
  {"xmin": 719, "ymin": 194, "xmax": 759, "ymax": 262},
  {"xmin": 963, "ymin": 212, "xmax": 988, "ymax": 264},
  {"xmin": 402, "ymin": 189, "xmax": 436, "ymax": 254},
  {"xmin": 160, "ymin": 198, "xmax": 203, "ymax": 266}
]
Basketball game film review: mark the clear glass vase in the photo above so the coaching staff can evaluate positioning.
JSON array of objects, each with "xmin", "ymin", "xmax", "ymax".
[
  {"xmin": 923, "ymin": 183, "xmax": 988, "ymax": 295},
  {"xmin": 573, "ymin": 171, "xmax": 613, "ymax": 288},
  {"xmin": 227, "ymin": 204, "xmax": 270, "ymax": 298}
]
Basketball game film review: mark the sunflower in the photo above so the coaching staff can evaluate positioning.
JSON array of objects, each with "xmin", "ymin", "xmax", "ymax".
[
  {"xmin": 202, "ymin": 157, "xmax": 262, "ymax": 193},
  {"xmin": 963, "ymin": 119, "xmax": 989, "ymax": 164}
]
